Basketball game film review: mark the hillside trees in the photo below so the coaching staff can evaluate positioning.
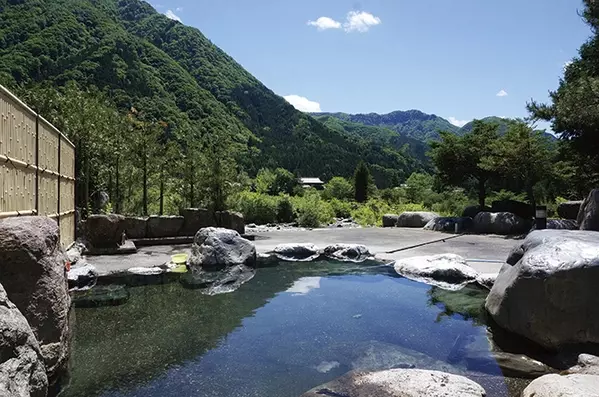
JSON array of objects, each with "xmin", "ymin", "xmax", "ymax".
[
  {"xmin": 481, "ymin": 120, "xmax": 555, "ymax": 209},
  {"xmin": 430, "ymin": 120, "xmax": 499, "ymax": 207},
  {"xmin": 431, "ymin": 119, "xmax": 559, "ymax": 208}
]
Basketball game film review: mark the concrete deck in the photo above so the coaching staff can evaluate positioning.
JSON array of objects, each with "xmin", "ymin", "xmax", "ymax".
[{"xmin": 84, "ymin": 228, "xmax": 521, "ymax": 276}]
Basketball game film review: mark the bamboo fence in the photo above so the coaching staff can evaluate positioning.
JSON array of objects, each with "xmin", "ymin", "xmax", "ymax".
[{"xmin": 0, "ymin": 84, "xmax": 76, "ymax": 248}]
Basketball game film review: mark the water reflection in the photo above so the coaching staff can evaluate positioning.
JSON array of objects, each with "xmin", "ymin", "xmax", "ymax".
[{"xmin": 60, "ymin": 260, "xmax": 528, "ymax": 397}]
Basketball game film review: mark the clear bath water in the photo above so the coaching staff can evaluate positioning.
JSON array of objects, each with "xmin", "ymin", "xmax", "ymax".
[{"xmin": 59, "ymin": 260, "xmax": 528, "ymax": 397}]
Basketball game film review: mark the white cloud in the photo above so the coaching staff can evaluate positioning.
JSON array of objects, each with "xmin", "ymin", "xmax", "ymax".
[
  {"xmin": 307, "ymin": 11, "xmax": 381, "ymax": 33},
  {"xmin": 307, "ymin": 16, "xmax": 342, "ymax": 31},
  {"xmin": 164, "ymin": 10, "xmax": 181, "ymax": 22},
  {"xmin": 287, "ymin": 277, "xmax": 322, "ymax": 295},
  {"xmin": 448, "ymin": 117, "xmax": 471, "ymax": 128},
  {"xmin": 344, "ymin": 11, "xmax": 381, "ymax": 33},
  {"xmin": 496, "ymin": 89, "xmax": 508, "ymax": 97},
  {"xmin": 176, "ymin": 7, "xmax": 183, "ymax": 11},
  {"xmin": 284, "ymin": 95, "xmax": 322, "ymax": 112}
]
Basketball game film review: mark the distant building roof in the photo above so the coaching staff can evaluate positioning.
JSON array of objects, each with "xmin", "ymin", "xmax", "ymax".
[{"xmin": 299, "ymin": 177, "xmax": 324, "ymax": 185}]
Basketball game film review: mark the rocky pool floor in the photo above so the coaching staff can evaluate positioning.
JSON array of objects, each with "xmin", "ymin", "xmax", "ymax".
[{"xmin": 59, "ymin": 259, "xmax": 531, "ymax": 397}]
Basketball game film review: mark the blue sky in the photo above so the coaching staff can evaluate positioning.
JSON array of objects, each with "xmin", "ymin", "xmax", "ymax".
[{"xmin": 150, "ymin": 0, "xmax": 591, "ymax": 128}]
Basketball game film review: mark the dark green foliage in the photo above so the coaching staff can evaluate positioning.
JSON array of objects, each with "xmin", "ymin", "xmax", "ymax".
[
  {"xmin": 270, "ymin": 168, "xmax": 298, "ymax": 196},
  {"xmin": 276, "ymin": 197, "xmax": 294, "ymax": 223},
  {"xmin": 354, "ymin": 161, "xmax": 371, "ymax": 203}
]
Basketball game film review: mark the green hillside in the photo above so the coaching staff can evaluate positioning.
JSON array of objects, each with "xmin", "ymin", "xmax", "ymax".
[
  {"xmin": 313, "ymin": 114, "xmax": 431, "ymax": 168},
  {"xmin": 313, "ymin": 110, "xmax": 462, "ymax": 141},
  {"xmin": 0, "ymin": 0, "xmax": 414, "ymax": 183}
]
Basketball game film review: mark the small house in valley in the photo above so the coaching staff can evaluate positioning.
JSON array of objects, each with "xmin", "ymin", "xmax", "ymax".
[{"xmin": 299, "ymin": 177, "xmax": 325, "ymax": 189}]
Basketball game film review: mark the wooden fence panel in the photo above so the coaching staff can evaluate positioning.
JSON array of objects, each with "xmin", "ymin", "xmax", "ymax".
[
  {"xmin": 0, "ymin": 87, "xmax": 37, "ymax": 216},
  {"xmin": 59, "ymin": 135, "xmax": 76, "ymax": 248},
  {"xmin": 0, "ymin": 85, "xmax": 76, "ymax": 248}
]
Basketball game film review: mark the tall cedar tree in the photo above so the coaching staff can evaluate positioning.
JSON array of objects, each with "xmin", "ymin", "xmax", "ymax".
[{"xmin": 354, "ymin": 161, "xmax": 370, "ymax": 203}]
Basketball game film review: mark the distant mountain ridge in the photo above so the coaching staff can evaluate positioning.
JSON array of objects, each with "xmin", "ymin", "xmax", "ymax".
[
  {"xmin": 312, "ymin": 110, "xmax": 462, "ymax": 142},
  {"xmin": 313, "ymin": 111, "xmax": 556, "ymax": 144}
]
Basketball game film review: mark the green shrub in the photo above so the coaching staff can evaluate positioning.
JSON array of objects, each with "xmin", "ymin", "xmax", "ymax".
[
  {"xmin": 380, "ymin": 187, "xmax": 408, "ymax": 205},
  {"xmin": 322, "ymin": 177, "xmax": 353, "ymax": 201},
  {"xmin": 392, "ymin": 203, "xmax": 427, "ymax": 214},
  {"xmin": 276, "ymin": 196, "xmax": 295, "ymax": 223},
  {"xmin": 292, "ymin": 192, "xmax": 335, "ymax": 228},
  {"xmin": 405, "ymin": 172, "xmax": 434, "ymax": 203},
  {"xmin": 230, "ymin": 191, "xmax": 278, "ymax": 224},
  {"xmin": 329, "ymin": 198, "xmax": 353, "ymax": 218},
  {"xmin": 351, "ymin": 199, "xmax": 392, "ymax": 226},
  {"xmin": 428, "ymin": 189, "xmax": 470, "ymax": 217}
]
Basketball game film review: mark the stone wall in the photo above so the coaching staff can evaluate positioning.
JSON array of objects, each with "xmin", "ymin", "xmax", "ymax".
[{"xmin": 86, "ymin": 209, "xmax": 246, "ymax": 242}]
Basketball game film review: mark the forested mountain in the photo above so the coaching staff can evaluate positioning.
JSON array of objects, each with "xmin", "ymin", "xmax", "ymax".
[
  {"xmin": 312, "ymin": 114, "xmax": 431, "ymax": 168},
  {"xmin": 312, "ymin": 110, "xmax": 462, "ymax": 141},
  {"xmin": 0, "ymin": 0, "xmax": 417, "ymax": 185}
]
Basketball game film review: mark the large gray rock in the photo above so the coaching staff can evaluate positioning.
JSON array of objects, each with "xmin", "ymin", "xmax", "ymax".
[
  {"xmin": 189, "ymin": 227, "xmax": 256, "ymax": 270},
  {"xmin": 180, "ymin": 208, "xmax": 213, "ymax": 236},
  {"xmin": 0, "ymin": 217, "xmax": 71, "ymax": 381},
  {"xmin": 522, "ymin": 374, "xmax": 599, "ymax": 397},
  {"xmin": 122, "ymin": 216, "xmax": 147, "ymax": 239},
  {"xmin": 558, "ymin": 200, "xmax": 583, "ymax": 220},
  {"xmin": 215, "ymin": 211, "xmax": 245, "ymax": 235},
  {"xmin": 473, "ymin": 212, "xmax": 530, "ymax": 235},
  {"xmin": 394, "ymin": 254, "xmax": 479, "ymax": 291},
  {"xmin": 565, "ymin": 354, "xmax": 599, "ymax": 376},
  {"xmin": 67, "ymin": 263, "xmax": 98, "ymax": 290},
  {"xmin": 274, "ymin": 244, "xmax": 320, "ymax": 262},
  {"xmin": 543, "ymin": 219, "xmax": 578, "ymax": 230},
  {"xmin": 578, "ymin": 189, "xmax": 599, "ymax": 231},
  {"xmin": 85, "ymin": 214, "xmax": 125, "ymax": 248},
  {"xmin": 146, "ymin": 215, "xmax": 184, "ymax": 238},
  {"xmin": 382, "ymin": 214, "xmax": 399, "ymax": 228},
  {"xmin": 397, "ymin": 211, "xmax": 440, "ymax": 228},
  {"xmin": 486, "ymin": 230, "xmax": 599, "ymax": 349},
  {"xmin": 424, "ymin": 217, "xmax": 473, "ymax": 232},
  {"xmin": 299, "ymin": 369, "xmax": 486, "ymax": 397},
  {"xmin": 0, "ymin": 284, "xmax": 48, "ymax": 397},
  {"xmin": 90, "ymin": 190, "xmax": 109, "ymax": 214},
  {"xmin": 323, "ymin": 244, "xmax": 371, "ymax": 262}
]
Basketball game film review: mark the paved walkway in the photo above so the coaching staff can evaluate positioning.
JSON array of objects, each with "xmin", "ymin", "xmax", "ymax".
[{"xmin": 84, "ymin": 228, "xmax": 520, "ymax": 276}]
